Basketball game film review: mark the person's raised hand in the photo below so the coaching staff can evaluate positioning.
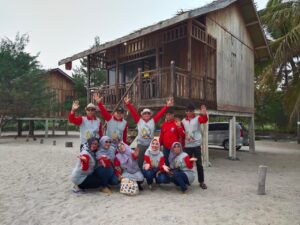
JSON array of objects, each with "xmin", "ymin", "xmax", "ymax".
[
  {"xmin": 93, "ymin": 93, "xmax": 103, "ymax": 104},
  {"xmin": 166, "ymin": 97, "xmax": 174, "ymax": 106},
  {"xmin": 190, "ymin": 157, "xmax": 197, "ymax": 162},
  {"xmin": 72, "ymin": 100, "xmax": 80, "ymax": 112},
  {"xmin": 199, "ymin": 105, "xmax": 207, "ymax": 115},
  {"xmin": 124, "ymin": 95, "xmax": 130, "ymax": 104}
]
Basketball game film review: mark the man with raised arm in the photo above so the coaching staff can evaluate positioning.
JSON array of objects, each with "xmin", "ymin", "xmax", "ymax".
[
  {"xmin": 94, "ymin": 93, "xmax": 128, "ymax": 146},
  {"xmin": 124, "ymin": 95, "xmax": 173, "ymax": 169},
  {"xmin": 181, "ymin": 104, "xmax": 208, "ymax": 189},
  {"xmin": 68, "ymin": 100, "xmax": 103, "ymax": 151}
]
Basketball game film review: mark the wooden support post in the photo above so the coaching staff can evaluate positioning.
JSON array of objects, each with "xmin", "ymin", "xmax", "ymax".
[
  {"xmin": 52, "ymin": 120, "xmax": 55, "ymax": 136},
  {"xmin": 29, "ymin": 120, "xmax": 34, "ymax": 136},
  {"xmin": 228, "ymin": 116, "xmax": 237, "ymax": 160},
  {"xmin": 249, "ymin": 116, "xmax": 256, "ymax": 152},
  {"xmin": 87, "ymin": 55, "xmax": 91, "ymax": 103},
  {"xmin": 170, "ymin": 61, "xmax": 176, "ymax": 98},
  {"xmin": 17, "ymin": 120, "xmax": 23, "ymax": 137},
  {"xmin": 137, "ymin": 68, "xmax": 142, "ymax": 105},
  {"xmin": 65, "ymin": 142, "xmax": 73, "ymax": 147},
  {"xmin": 45, "ymin": 119, "xmax": 49, "ymax": 138},
  {"xmin": 297, "ymin": 109, "xmax": 300, "ymax": 144},
  {"xmin": 65, "ymin": 120, "xmax": 69, "ymax": 136},
  {"xmin": 257, "ymin": 165, "xmax": 268, "ymax": 195},
  {"xmin": 202, "ymin": 115, "xmax": 210, "ymax": 167},
  {"xmin": 187, "ymin": 19, "xmax": 192, "ymax": 99},
  {"xmin": 116, "ymin": 58, "xmax": 120, "ymax": 102},
  {"xmin": 232, "ymin": 116, "xmax": 236, "ymax": 159}
]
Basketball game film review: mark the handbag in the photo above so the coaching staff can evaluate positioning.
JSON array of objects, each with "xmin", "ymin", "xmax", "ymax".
[{"xmin": 120, "ymin": 178, "xmax": 139, "ymax": 196}]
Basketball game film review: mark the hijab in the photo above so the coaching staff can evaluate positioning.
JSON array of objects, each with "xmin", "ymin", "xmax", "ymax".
[{"xmin": 168, "ymin": 142, "xmax": 183, "ymax": 169}]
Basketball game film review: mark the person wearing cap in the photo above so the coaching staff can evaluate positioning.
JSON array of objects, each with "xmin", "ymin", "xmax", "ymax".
[
  {"xmin": 181, "ymin": 103, "xmax": 208, "ymax": 189},
  {"xmin": 93, "ymin": 93, "xmax": 128, "ymax": 145},
  {"xmin": 124, "ymin": 95, "xmax": 173, "ymax": 169},
  {"xmin": 159, "ymin": 107, "xmax": 185, "ymax": 166},
  {"xmin": 68, "ymin": 100, "xmax": 103, "ymax": 151}
]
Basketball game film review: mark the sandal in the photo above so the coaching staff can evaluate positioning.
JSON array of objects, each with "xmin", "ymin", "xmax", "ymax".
[{"xmin": 199, "ymin": 183, "xmax": 207, "ymax": 189}]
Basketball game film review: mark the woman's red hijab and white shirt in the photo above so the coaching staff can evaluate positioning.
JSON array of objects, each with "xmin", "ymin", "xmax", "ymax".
[{"xmin": 143, "ymin": 139, "xmax": 165, "ymax": 171}]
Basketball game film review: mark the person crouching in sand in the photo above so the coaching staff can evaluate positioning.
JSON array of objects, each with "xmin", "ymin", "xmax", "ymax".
[
  {"xmin": 71, "ymin": 137, "xmax": 102, "ymax": 193},
  {"xmin": 114, "ymin": 142, "xmax": 144, "ymax": 190},
  {"xmin": 94, "ymin": 136, "xmax": 119, "ymax": 194},
  {"xmin": 143, "ymin": 138, "xmax": 170, "ymax": 190},
  {"xmin": 168, "ymin": 142, "xmax": 196, "ymax": 193}
]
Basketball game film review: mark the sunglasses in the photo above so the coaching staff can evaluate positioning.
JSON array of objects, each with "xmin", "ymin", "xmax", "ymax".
[
  {"xmin": 86, "ymin": 108, "xmax": 96, "ymax": 111},
  {"xmin": 105, "ymin": 141, "xmax": 112, "ymax": 144}
]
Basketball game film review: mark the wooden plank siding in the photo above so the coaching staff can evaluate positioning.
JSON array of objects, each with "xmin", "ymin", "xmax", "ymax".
[
  {"xmin": 206, "ymin": 3, "xmax": 255, "ymax": 113},
  {"xmin": 46, "ymin": 70, "xmax": 75, "ymax": 117}
]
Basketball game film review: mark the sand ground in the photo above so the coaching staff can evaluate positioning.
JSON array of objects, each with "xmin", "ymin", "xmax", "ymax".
[{"xmin": 0, "ymin": 132, "xmax": 299, "ymax": 225}]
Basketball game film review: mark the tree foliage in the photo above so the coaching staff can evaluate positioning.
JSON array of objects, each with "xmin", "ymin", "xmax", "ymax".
[
  {"xmin": 0, "ymin": 33, "xmax": 53, "ymax": 128},
  {"xmin": 71, "ymin": 36, "xmax": 106, "ymax": 114},
  {"xmin": 257, "ymin": 0, "xmax": 300, "ymax": 129}
]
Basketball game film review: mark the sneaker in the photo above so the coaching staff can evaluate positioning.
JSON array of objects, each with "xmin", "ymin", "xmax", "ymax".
[
  {"xmin": 148, "ymin": 184, "xmax": 153, "ymax": 190},
  {"xmin": 100, "ymin": 187, "xmax": 112, "ymax": 194},
  {"xmin": 72, "ymin": 185, "xmax": 85, "ymax": 194}
]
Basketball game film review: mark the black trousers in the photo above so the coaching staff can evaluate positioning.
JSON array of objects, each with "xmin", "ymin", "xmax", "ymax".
[{"xmin": 184, "ymin": 146, "xmax": 204, "ymax": 183}]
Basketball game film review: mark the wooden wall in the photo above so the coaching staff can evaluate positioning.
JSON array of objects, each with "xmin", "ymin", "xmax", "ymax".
[
  {"xmin": 206, "ymin": 3, "xmax": 255, "ymax": 113},
  {"xmin": 47, "ymin": 71, "xmax": 75, "ymax": 117},
  {"xmin": 163, "ymin": 38, "xmax": 187, "ymax": 69}
]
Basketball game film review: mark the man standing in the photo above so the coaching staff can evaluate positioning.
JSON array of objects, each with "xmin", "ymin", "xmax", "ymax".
[
  {"xmin": 159, "ymin": 107, "xmax": 185, "ymax": 166},
  {"xmin": 94, "ymin": 93, "xmax": 128, "ymax": 145},
  {"xmin": 68, "ymin": 100, "xmax": 103, "ymax": 151},
  {"xmin": 124, "ymin": 95, "xmax": 173, "ymax": 169},
  {"xmin": 181, "ymin": 104, "xmax": 208, "ymax": 189}
]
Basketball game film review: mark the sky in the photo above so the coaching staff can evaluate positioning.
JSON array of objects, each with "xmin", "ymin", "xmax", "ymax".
[{"xmin": 0, "ymin": 0, "xmax": 269, "ymax": 75}]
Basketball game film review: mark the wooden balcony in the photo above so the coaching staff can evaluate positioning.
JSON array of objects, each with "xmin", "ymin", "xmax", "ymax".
[{"xmin": 90, "ymin": 62, "xmax": 216, "ymax": 111}]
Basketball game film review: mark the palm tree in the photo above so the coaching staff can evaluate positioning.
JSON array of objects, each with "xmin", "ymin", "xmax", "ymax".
[{"xmin": 259, "ymin": 0, "xmax": 300, "ymax": 143}]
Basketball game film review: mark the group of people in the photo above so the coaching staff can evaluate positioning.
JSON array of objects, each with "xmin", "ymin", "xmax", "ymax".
[{"xmin": 70, "ymin": 93, "xmax": 208, "ymax": 194}]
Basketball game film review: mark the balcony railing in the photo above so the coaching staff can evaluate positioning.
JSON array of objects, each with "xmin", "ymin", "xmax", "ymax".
[{"xmin": 90, "ymin": 62, "xmax": 216, "ymax": 110}]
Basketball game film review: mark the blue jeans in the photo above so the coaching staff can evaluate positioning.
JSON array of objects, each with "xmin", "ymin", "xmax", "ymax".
[
  {"xmin": 143, "ymin": 169, "xmax": 170, "ymax": 185},
  {"xmin": 94, "ymin": 166, "xmax": 119, "ymax": 187},
  {"xmin": 170, "ymin": 170, "xmax": 190, "ymax": 192},
  {"xmin": 163, "ymin": 147, "xmax": 171, "ymax": 166}
]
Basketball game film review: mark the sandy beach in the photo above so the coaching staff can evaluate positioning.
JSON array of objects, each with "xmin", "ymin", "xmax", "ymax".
[{"xmin": 0, "ymin": 132, "xmax": 299, "ymax": 225}]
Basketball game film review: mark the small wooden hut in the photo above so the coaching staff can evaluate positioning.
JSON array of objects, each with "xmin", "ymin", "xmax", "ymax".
[{"xmin": 59, "ymin": 0, "xmax": 271, "ymax": 162}]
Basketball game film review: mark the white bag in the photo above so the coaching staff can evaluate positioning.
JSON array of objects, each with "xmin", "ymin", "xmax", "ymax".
[{"xmin": 120, "ymin": 178, "xmax": 139, "ymax": 196}]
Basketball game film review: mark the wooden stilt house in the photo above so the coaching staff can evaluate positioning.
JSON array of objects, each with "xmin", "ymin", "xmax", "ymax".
[{"xmin": 59, "ymin": 0, "xmax": 271, "ymax": 159}]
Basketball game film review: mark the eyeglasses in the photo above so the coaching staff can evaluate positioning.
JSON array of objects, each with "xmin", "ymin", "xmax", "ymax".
[
  {"xmin": 105, "ymin": 141, "xmax": 112, "ymax": 144},
  {"xmin": 86, "ymin": 108, "xmax": 96, "ymax": 111}
]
